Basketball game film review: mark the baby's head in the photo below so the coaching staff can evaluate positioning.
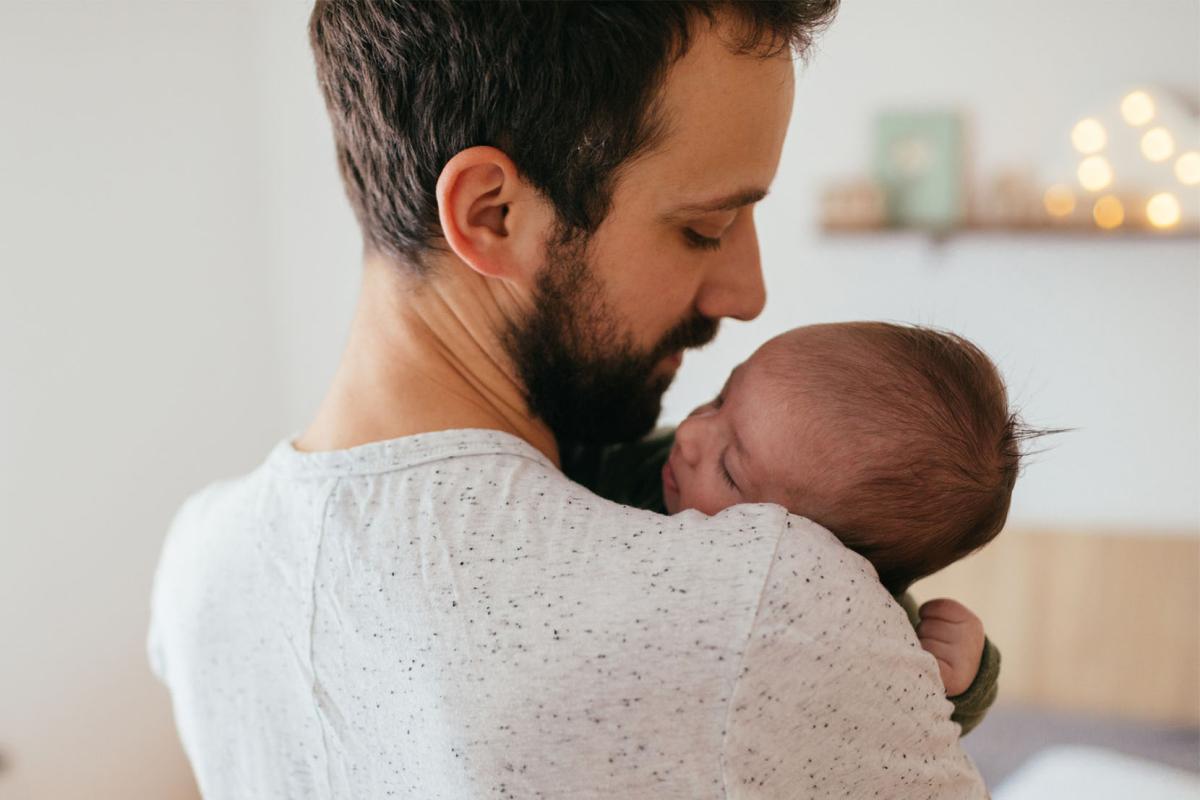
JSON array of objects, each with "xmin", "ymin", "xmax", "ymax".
[{"xmin": 662, "ymin": 322, "xmax": 1023, "ymax": 594}]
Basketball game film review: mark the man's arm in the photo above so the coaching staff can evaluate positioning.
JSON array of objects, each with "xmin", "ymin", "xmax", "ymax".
[
  {"xmin": 722, "ymin": 516, "xmax": 988, "ymax": 798},
  {"xmin": 567, "ymin": 427, "xmax": 1002, "ymax": 735}
]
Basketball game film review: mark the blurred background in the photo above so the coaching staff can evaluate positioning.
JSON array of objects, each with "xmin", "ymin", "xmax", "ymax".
[{"xmin": 1, "ymin": 1, "xmax": 1196, "ymax": 798}]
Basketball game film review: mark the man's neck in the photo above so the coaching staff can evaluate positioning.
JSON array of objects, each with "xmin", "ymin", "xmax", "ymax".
[{"xmin": 293, "ymin": 253, "xmax": 560, "ymax": 467}]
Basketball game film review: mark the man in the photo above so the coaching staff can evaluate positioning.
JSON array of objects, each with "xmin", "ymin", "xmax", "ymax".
[{"xmin": 148, "ymin": 2, "xmax": 989, "ymax": 797}]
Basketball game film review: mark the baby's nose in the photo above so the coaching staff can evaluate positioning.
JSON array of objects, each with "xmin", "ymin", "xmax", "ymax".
[{"xmin": 675, "ymin": 416, "xmax": 705, "ymax": 465}]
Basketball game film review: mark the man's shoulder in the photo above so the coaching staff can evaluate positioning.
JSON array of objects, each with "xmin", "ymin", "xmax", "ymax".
[
  {"xmin": 162, "ymin": 467, "xmax": 267, "ymax": 548},
  {"xmin": 775, "ymin": 515, "xmax": 888, "ymax": 589},
  {"xmin": 372, "ymin": 430, "xmax": 797, "ymax": 539},
  {"xmin": 757, "ymin": 514, "xmax": 913, "ymax": 647},
  {"xmin": 723, "ymin": 515, "xmax": 988, "ymax": 797}
]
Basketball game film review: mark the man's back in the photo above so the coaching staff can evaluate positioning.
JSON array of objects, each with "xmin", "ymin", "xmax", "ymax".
[{"xmin": 148, "ymin": 428, "xmax": 986, "ymax": 798}]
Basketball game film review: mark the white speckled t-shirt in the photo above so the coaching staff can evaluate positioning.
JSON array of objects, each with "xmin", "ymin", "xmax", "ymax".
[{"xmin": 147, "ymin": 428, "xmax": 987, "ymax": 799}]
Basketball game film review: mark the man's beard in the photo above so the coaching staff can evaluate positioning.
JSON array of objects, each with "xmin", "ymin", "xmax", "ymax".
[{"xmin": 501, "ymin": 227, "xmax": 719, "ymax": 446}]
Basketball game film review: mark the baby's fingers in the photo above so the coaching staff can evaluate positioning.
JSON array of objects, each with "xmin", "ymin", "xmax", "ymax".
[
  {"xmin": 919, "ymin": 637, "xmax": 969, "ymax": 694},
  {"xmin": 916, "ymin": 617, "xmax": 961, "ymax": 646},
  {"xmin": 918, "ymin": 636, "xmax": 956, "ymax": 664},
  {"xmin": 918, "ymin": 597, "xmax": 975, "ymax": 624}
]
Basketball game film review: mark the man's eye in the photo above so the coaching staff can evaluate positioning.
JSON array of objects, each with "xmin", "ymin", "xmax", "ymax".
[{"xmin": 683, "ymin": 228, "xmax": 723, "ymax": 251}]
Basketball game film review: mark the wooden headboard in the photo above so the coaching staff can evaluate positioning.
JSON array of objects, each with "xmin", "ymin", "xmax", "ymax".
[{"xmin": 911, "ymin": 528, "xmax": 1200, "ymax": 725}]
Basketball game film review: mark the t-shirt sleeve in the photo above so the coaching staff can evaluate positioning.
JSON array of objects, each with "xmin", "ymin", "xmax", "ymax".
[
  {"xmin": 720, "ymin": 516, "xmax": 988, "ymax": 799},
  {"xmin": 146, "ymin": 487, "xmax": 210, "ymax": 686},
  {"xmin": 146, "ymin": 613, "xmax": 165, "ymax": 681}
]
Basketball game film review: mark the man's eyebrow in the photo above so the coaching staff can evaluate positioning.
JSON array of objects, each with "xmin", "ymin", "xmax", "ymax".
[{"xmin": 661, "ymin": 188, "xmax": 769, "ymax": 220}]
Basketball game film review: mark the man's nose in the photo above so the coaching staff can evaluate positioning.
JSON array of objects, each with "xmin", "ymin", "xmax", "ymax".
[{"xmin": 694, "ymin": 217, "xmax": 766, "ymax": 323}]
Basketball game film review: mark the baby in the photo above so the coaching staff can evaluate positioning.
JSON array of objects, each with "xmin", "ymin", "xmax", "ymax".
[
  {"xmin": 666, "ymin": 321, "xmax": 1020, "ymax": 695},
  {"xmin": 564, "ymin": 321, "xmax": 1024, "ymax": 728},
  {"xmin": 662, "ymin": 321, "xmax": 1018, "ymax": 594}
]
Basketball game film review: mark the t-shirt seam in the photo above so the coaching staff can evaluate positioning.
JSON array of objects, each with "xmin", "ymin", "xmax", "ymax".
[
  {"xmin": 718, "ymin": 511, "xmax": 790, "ymax": 798},
  {"xmin": 308, "ymin": 477, "xmax": 340, "ymax": 797},
  {"xmin": 269, "ymin": 446, "xmax": 554, "ymax": 480}
]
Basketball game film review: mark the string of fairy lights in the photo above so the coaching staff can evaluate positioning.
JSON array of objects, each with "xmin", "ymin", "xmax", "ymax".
[{"xmin": 1044, "ymin": 90, "xmax": 1200, "ymax": 231}]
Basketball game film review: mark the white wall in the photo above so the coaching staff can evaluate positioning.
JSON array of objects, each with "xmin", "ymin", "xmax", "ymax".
[
  {"xmin": 249, "ymin": 1, "xmax": 362, "ymax": 433},
  {"xmin": 0, "ymin": 2, "xmax": 280, "ymax": 798},
  {"xmin": 1, "ymin": 2, "xmax": 1196, "ymax": 799}
]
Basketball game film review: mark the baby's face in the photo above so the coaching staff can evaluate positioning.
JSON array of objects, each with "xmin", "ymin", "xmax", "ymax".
[{"xmin": 662, "ymin": 341, "xmax": 815, "ymax": 515}]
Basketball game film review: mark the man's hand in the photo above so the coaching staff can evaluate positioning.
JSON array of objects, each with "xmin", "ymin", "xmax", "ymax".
[{"xmin": 916, "ymin": 598, "xmax": 985, "ymax": 697}]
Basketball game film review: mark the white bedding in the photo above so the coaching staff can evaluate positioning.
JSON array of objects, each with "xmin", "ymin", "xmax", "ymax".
[{"xmin": 995, "ymin": 744, "xmax": 1200, "ymax": 800}]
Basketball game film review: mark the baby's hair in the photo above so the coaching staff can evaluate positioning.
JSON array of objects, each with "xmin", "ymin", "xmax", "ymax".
[{"xmin": 764, "ymin": 322, "xmax": 1055, "ymax": 595}]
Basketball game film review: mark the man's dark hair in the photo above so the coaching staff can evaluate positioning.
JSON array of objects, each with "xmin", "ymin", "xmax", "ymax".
[
  {"xmin": 767, "ymin": 323, "xmax": 1057, "ymax": 596},
  {"xmin": 308, "ymin": 0, "xmax": 839, "ymax": 275}
]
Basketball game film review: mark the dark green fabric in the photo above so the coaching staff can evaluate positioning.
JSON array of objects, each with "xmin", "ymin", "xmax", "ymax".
[
  {"xmin": 561, "ymin": 427, "xmax": 999, "ymax": 737},
  {"xmin": 560, "ymin": 428, "xmax": 676, "ymax": 515}
]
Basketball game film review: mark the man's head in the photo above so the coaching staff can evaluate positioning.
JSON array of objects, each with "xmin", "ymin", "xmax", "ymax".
[
  {"xmin": 666, "ymin": 322, "xmax": 1033, "ymax": 594},
  {"xmin": 309, "ymin": 1, "xmax": 839, "ymax": 443}
]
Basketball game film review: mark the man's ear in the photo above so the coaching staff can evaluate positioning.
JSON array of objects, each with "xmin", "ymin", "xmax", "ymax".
[{"xmin": 435, "ymin": 146, "xmax": 552, "ymax": 286}]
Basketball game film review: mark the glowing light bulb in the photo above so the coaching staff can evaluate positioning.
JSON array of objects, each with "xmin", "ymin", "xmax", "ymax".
[
  {"xmin": 1121, "ymin": 91, "xmax": 1155, "ymax": 126},
  {"xmin": 1175, "ymin": 151, "xmax": 1200, "ymax": 186},
  {"xmin": 1071, "ymin": 118, "xmax": 1107, "ymax": 154},
  {"xmin": 1146, "ymin": 192, "xmax": 1181, "ymax": 229},
  {"xmin": 1077, "ymin": 156, "xmax": 1114, "ymax": 192},
  {"xmin": 1141, "ymin": 127, "xmax": 1175, "ymax": 162},
  {"xmin": 1093, "ymin": 195, "xmax": 1124, "ymax": 229},
  {"xmin": 1043, "ymin": 184, "xmax": 1076, "ymax": 217}
]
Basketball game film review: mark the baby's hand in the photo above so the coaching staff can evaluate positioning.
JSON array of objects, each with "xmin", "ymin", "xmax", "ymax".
[{"xmin": 916, "ymin": 598, "xmax": 985, "ymax": 697}]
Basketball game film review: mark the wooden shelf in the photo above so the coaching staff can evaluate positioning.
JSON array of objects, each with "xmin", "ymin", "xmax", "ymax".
[{"xmin": 821, "ymin": 221, "xmax": 1200, "ymax": 240}]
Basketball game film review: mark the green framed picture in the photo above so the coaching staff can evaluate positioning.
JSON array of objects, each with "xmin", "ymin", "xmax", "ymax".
[{"xmin": 874, "ymin": 111, "xmax": 966, "ymax": 229}]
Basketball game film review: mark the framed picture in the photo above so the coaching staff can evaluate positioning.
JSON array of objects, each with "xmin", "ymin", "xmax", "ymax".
[{"xmin": 874, "ymin": 111, "xmax": 966, "ymax": 229}]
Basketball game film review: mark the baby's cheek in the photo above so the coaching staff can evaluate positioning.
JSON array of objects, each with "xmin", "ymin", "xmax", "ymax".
[
  {"xmin": 668, "ymin": 467, "xmax": 740, "ymax": 516},
  {"xmin": 669, "ymin": 474, "xmax": 705, "ymax": 515},
  {"xmin": 688, "ymin": 482, "xmax": 739, "ymax": 517}
]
